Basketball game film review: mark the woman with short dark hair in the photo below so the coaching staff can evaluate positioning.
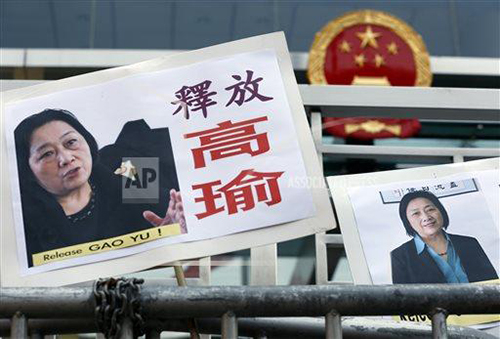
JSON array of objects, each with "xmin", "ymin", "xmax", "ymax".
[
  {"xmin": 15, "ymin": 109, "xmax": 184, "ymax": 267},
  {"xmin": 390, "ymin": 190, "xmax": 497, "ymax": 284}
]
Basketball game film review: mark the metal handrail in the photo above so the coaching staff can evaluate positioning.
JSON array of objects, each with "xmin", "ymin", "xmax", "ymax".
[
  {"xmin": 143, "ymin": 284, "xmax": 499, "ymax": 318},
  {"xmin": 1, "ymin": 284, "xmax": 498, "ymax": 318},
  {"xmin": 1, "ymin": 283, "xmax": 498, "ymax": 338}
]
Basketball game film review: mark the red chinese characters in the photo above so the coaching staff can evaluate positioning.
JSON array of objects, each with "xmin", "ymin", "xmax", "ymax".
[
  {"xmin": 192, "ymin": 169, "xmax": 284, "ymax": 219},
  {"xmin": 177, "ymin": 70, "xmax": 285, "ymax": 221},
  {"xmin": 171, "ymin": 80, "xmax": 217, "ymax": 119},
  {"xmin": 225, "ymin": 70, "xmax": 274, "ymax": 107},
  {"xmin": 171, "ymin": 70, "xmax": 273, "ymax": 120},
  {"xmin": 184, "ymin": 116, "xmax": 269, "ymax": 169}
]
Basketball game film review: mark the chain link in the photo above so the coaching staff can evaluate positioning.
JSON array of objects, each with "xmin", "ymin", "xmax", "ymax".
[{"xmin": 93, "ymin": 277, "xmax": 145, "ymax": 338}]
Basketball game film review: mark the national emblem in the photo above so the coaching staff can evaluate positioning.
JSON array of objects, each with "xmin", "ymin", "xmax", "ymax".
[{"xmin": 307, "ymin": 10, "xmax": 432, "ymax": 140}]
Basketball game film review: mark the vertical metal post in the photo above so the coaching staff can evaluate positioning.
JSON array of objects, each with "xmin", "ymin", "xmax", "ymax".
[
  {"xmin": 325, "ymin": 310, "xmax": 342, "ymax": 339},
  {"xmin": 174, "ymin": 264, "xmax": 201, "ymax": 339},
  {"xmin": 431, "ymin": 309, "xmax": 448, "ymax": 339},
  {"xmin": 221, "ymin": 311, "xmax": 238, "ymax": 339},
  {"xmin": 11, "ymin": 312, "xmax": 28, "ymax": 339},
  {"xmin": 146, "ymin": 329, "xmax": 161, "ymax": 339},
  {"xmin": 199, "ymin": 256, "xmax": 212, "ymax": 285},
  {"xmin": 310, "ymin": 111, "xmax": 324, "ymax": 171},
  {"xmin": 311, "ymin": 111, "xmax": 330, "ymax": 285},
  {"xmin": 118, "ymin": 317, "xmax": 134, "ymax": 339},
  {"xmin": 250, "ymin": 244, "xmax": 277, "ymax": 285}
]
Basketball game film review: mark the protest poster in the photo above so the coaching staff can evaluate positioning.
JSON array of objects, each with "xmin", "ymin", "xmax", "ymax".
[
  {"xmin": 1, "ymin": 32, "xmax": 335, "ymax": 287},
  {"xmin": 327, "ymin": 157, "xmax": 499, "ymax": 326}
]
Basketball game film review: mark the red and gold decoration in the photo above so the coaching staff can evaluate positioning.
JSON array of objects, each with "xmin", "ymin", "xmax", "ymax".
[{"xmin": 308, "ymin": 10, "xmax": 432, "ymax": 140}]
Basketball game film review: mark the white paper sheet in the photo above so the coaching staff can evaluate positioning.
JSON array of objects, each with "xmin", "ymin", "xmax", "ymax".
[{"xmin": 1, "ymin": 32, "xmax": 335, "ymax": 286}]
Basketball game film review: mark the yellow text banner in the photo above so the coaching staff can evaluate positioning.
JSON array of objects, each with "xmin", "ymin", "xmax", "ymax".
[{"xmin": 33, "ymin": 224, "xmax": 181, "ymax": 266}]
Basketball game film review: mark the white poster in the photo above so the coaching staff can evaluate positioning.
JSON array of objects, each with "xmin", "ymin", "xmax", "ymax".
[
  {"xmin": 1, "ymin": 32, "xmax": 335, "ymax": 286},
  {"xmin": 348, "ymin": 171, "xmax": 499, "ymax": 285},
  {"xmin": 328, "ymin": 159, "xmax": 500, "ymax": 326}
]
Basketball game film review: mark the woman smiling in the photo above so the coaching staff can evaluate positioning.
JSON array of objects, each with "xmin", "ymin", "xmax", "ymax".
[{"xmin": 390, "ymin": 190, "xmax": 498, "ymax": 284}]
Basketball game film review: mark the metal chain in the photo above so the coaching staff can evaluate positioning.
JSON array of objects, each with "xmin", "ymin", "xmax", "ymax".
[{"xmin": 93, "ymin": 277, "xmax": 145, "ymax": 338}]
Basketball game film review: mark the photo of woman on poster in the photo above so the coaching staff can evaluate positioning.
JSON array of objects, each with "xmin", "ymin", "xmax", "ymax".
[
  {"xmin": 14, "ymin": 108, "xmax": 185, "ymax": 267},
  {"xmin": 391, "ymin": 190, "xmax": 498, "ymax": 284}
]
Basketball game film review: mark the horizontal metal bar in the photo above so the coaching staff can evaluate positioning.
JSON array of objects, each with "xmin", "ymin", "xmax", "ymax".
[
  {"xmin": 317, "ymin": 234, "xmax": 344, "ymax": 247},
  {"xmin": 0, "ymin": 286, "xmax": 93, "ymax": 318},
  {"xmin": 320, "ymin": 144, "xmax": 500, "ymax": 158},
  {"xmin": 0, "ymin": 317, "xmax": 496, "ymax": 339},
  {"xmin": 429, "ymin": 56, "xmax": 500, "ymax": 76},
  {"xmin": 0, "ymin": 48, "xmax": 187, "ymax": 68},
  {"xmin": 1, "ymin": 284, "xmax": 498, "ymax": 319},
  {"xmin": 1, "ymin": 49, "xmax": 499, "ymax": 77},
  {"xmin": 142, "ymin": 284, "xmax": 500, "ymax": 318},
  {"xmin": 30, "ymin": 332, "xmax": 43, "ymax": 339},
  {"xmin": 300, "ymin": 85, "xmax": 500, "ymax": 122}
]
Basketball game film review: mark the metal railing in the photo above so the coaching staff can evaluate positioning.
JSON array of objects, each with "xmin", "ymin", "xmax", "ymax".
[{"xmin": 1, "ymin": 281, "xmax": 499, "ymax": 338}]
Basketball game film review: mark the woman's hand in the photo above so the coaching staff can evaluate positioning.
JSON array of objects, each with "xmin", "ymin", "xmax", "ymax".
[{"xmin": 143, "ymin": 189, "xmax": 187, "ymax": 233}]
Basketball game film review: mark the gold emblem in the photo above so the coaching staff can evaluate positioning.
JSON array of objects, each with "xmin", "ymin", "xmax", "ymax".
[{"xmin": 308, "ymin": 9, "xmax": 432, "ymax": 86}]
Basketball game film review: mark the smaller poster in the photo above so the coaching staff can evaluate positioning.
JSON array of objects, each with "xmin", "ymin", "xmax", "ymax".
[
  {"xmin": 349, "ymin": 172, "xmax": 498, "ymax": 285},
  {"xmin": 328, "ymin": 158, "xmax": 500, "ymax": 326}
]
